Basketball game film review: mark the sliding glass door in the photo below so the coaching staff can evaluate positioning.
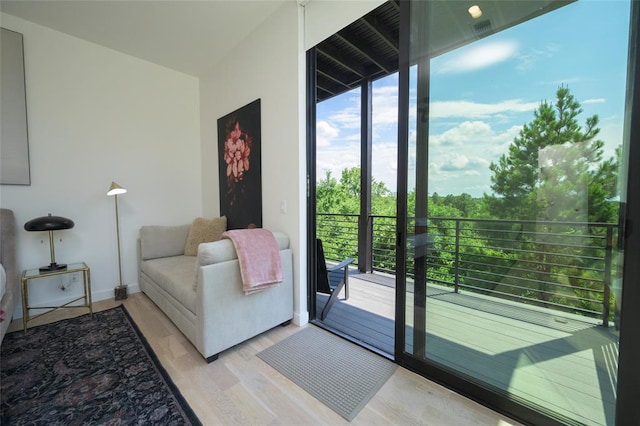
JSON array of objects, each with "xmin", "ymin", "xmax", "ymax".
[{"xmin": 396, "ymin": 1, "xmax": 638, "ymax": 424}]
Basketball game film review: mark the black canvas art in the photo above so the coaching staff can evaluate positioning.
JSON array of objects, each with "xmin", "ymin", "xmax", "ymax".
[{"xmin": 218, "ymin": 99, "xmax": 262, "ymax": 229}]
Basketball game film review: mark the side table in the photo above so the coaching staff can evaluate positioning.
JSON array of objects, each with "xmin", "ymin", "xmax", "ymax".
[{"xmin": 21, "ymin": 262, "xmax": 93, "ymax": 332}]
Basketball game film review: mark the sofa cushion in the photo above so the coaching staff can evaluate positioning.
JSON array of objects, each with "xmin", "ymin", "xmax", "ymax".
[
  {"xmin": 140, "ymin": 224, "xmax": 191, "ymax": 260},
  {"xmin": 140, "ymin": 256, "xmax": 197, "ymax": 314},
  {"xmin": 184, "ymin": 216, "xmax": 227, "ymax": 256}
]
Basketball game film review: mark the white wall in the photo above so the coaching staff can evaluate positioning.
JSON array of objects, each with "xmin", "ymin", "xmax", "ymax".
[
  {"xmin": 0, "ymin": 0, "xmax": 387, "ymax": 323},
  {"xmin": 303, "ymin": 0, "xmax": 385, "ymax": 49},
  {"xmin": 200, "ymin": 1, "xmax": 308, "ymax": 324},
  {"xmin": 200, "ymin": 0, "xmax": 385, "ymax": 326},
  {"xmin": 0, "ymin": 13, "xmax": 202, "ymax": 317}
]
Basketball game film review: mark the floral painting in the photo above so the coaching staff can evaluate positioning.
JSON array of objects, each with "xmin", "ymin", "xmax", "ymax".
[{"xmin": 218, "ymin": 99, "xmax": 262, "ymax": 229}]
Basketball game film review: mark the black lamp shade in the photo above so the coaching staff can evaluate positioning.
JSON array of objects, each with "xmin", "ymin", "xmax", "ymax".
[
  {"xmin": 24, "ymin": 214, "xmax": 74, "ymax": 272},
  {"xmin": 24, "ymin": 215, "xmax": 74, "ymax": 231}
]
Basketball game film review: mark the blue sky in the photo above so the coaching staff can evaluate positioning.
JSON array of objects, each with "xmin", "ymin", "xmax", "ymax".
[{"xmin": 316, "ymin": 0, "xmax": 631, "ymax": 197}]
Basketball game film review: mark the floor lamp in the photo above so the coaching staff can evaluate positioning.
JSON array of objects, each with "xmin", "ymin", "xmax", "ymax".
[{"xmin": 107, "ymin": 181, "xmax": 127, "ymax": 300}]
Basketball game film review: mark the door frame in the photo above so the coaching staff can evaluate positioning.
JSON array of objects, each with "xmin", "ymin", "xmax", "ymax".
[{"xmin": 392, "ymin": 1, "xmax": 640, "ymax": 425}]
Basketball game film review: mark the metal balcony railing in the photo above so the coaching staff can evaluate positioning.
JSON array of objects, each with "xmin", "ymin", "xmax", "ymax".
[{"xmin": 316, "ymin": 213, "xmax": 619, "ymax": 326}]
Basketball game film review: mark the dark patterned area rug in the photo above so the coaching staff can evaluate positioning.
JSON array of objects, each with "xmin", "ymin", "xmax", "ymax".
[{"xmin": 0, "ymin": 305, "xmax": 201, "ymax": 425}]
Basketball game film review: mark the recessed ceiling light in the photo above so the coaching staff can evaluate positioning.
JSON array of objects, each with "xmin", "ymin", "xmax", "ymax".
[{"xmin": 468, "ymin": 5, "xmax": 483, "ymax": 19}]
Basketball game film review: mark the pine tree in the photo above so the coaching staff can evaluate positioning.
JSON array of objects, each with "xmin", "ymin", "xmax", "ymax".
[{"xmin": 486, "ymin": 86, "xmax": 618, "ymax": 223}]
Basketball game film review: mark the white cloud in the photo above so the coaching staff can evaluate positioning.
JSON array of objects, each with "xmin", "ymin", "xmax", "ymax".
[
  {"xmin": 316, "ymin": 87, "xmax": 540, "ymax": 197},
  {"xmin": 372, "ymin": 141, "xmax": 398, "ymax": 192},
  {"xmin": 316, "ymin": 120, "xmax": 339, "ymax": 147},
  {"xmin": 440, "ymin": 155, "xmax": 469, "ymax": 170},
  {"xmin": 430, "ymin": 121, "xmax": 493, "ymax": 146},
  {"xmin": 515, "ymin": 43, "xmax": 561, "ymax": 71},
  {"xmin": 316, "ymin": 142, "xmax": 360, "ymax": 183},
  {"xmin": 439, "ymin": 154, "xmax": 488, "ymax": 171},
  {"xmin": 372, "ymin": 85, "xmax": 399, "ymax": 126},
  {"xmin": 540, "ymin": 77, "xmax": 587, "ymax": 86},
  {"xmin": 430, "ymin": 99, "xmax": 539, "ymax": 119},
  {"xmin": 434, "ymin": 40, "xmax": 518, "ymax": 74},
  {"xmin": 583, "ymin": 98, "xmax": 606, "ymax": 104},
  {"xmin": 425, "ymin": 121, "xmax": 523, "ymax": 196},
  {"xmin": 329, "ymin": 109, "xmax": 361, "ymax": 129},
  {"xmin": 373, "ymin": 85, "xmax": 397, "ymax": 98},
  {"xmin": 491, "ymin": 125, "xmax": 523, "ymax": 155}
]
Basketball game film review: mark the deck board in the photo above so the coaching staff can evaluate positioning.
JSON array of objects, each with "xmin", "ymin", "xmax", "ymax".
[{"xmin": 316, "ymin": 272, "xmax": 618, "ymax": 426}]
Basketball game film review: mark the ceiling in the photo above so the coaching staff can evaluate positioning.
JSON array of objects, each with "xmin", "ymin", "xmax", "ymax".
[
  {"xmin": 0, "ymin": 0, "xmax": 288, "ymax": 77},
  {"xmin": 1, "ymin": 0, "xmax": 571, "ymax": 101}
]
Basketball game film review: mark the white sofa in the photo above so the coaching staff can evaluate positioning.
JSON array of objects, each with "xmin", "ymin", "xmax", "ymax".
[
  {"xmin": 1, "ymin": 208, "xmax": 18, "ymax": 345},
  {"xmin": 138, "ymin": 224, "xmax": 293, "ymax": 362}
]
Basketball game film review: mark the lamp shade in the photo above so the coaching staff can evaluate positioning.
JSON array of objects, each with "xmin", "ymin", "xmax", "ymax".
[
  {"xmin": 24, "ymin": 213, "xmax": 74, "ymax": 272},
  {"xmin": 107, "ymin": 182, "xmax": 127, "ymax": 196},
  {"xmin": 24, "ymin": 214, "xmax": 74, "ymax": 231}
]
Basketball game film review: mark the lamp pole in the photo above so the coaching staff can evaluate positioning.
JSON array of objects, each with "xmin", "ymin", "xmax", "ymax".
[
  {"xmin": 108, "ymin": 181, "xmax": 127, "ymax": 300},
  {"xmin": 114, "ymin": 192, "xmax": 126, "ymax": 299}
]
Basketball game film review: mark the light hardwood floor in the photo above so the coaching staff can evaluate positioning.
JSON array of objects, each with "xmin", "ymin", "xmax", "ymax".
[{"xmin": 7, "ymin": 293, "xmax": 522, "ymax": 425}]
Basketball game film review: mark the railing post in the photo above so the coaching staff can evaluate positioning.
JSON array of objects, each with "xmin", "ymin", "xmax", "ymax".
[
  {"xmin": 454, "ymin": 219, "xmax": 461, "ymax": 293},
  {"xmin": 603, "ymin": 225, "xmax": 613, "ymax": 327},
  {"xmin": 318, "ymin": 213, "xmax": 618, "ymax": 323}
]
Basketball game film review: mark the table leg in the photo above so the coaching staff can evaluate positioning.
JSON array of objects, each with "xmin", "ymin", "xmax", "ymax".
[
  {"xmin": 21, "ymin": 277, "xmax": 28, "ymax": 332},
  {"xmin": 86, "ymin": 269, "xmax": 93, "ymax": 315}
]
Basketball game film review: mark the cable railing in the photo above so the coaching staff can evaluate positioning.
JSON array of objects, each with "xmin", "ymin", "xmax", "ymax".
[{"xmin": 316, "ymin": 213, "xmax": 619, "ymax": 326}]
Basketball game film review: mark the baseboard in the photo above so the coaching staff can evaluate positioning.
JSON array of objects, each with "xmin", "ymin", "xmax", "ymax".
[
  {"xmin": 92, "ymin": 283, "xmax": 141, "ymax": 302},
  {"xmin": 293, "ymin": 309, "xmax": 309, "ymax": 326},
  {"xmin": 12, "ymin": 283, "xmax": 141, "ymax": 320}
]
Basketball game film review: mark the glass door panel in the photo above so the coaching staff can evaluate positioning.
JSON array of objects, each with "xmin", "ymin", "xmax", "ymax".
[{"xmin": 401, "ymin": 1, "xmax": 632, "ymax": 424}]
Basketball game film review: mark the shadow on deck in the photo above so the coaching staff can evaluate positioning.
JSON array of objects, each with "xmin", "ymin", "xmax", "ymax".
[{"xmin": 316, "ymin": 272, "xmax": 619, "ymax": 426}]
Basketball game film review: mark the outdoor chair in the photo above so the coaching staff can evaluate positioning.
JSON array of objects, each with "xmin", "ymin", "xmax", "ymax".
[{"xmin": 316, "ymin": 238, "xmax": 354, "ymax": 320}]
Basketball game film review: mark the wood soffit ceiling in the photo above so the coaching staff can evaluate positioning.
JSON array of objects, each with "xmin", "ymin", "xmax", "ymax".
[
  {"xmin": 315, "ymin": 1, "xmax": 400, "ymax": 103},
  {"xmin": 314, "ymin": 0, "xmax": 572, "ymax": 103}
]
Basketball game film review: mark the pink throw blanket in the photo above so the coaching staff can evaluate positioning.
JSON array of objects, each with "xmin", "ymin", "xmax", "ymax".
[{"xmin": 222, "ymin": 229, "xmax": 284, "ymax": 294}]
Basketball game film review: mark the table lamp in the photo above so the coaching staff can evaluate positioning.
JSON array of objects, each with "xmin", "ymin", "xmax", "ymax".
[{"xmin": 24, "ymin": 213, "xmax": 75, "ymax": 272}]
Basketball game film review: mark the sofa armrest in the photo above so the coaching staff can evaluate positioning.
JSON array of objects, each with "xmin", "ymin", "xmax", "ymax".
[
  {"xmin": 139, "ymin": 224, "xmax": 191, "ymax": 260},
  {"xmin": 196, "ymin": 231, "xmax": 290, "ymax": 267},
  {"xmin": 0, "ymin": 209, "xmax": 17, "ymax": 344},
  {"xmin": 195, "ymin": 248, "xmax": 294, "ymax": 357},
  {"xmin": 0, "ymin": 209, "xmax": 16, "ymax": 287},
  {"xmin": 197, "ymin": 239, "xmax": 236, "ymax": 265}
]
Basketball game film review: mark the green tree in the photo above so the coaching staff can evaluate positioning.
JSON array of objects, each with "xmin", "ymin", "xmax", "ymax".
[
  {"xmin": 485, "ymin": 86, "xmax": 619, "ymax": 309},
  {"xmin": 486, "ymin": 86, "xmax": 618, "ymax": 223},
  {"xmin": 317, "ymin": 167, "xmax": 396, "ymax": 215},
  {"xmin": 442, "ymin": 193, "xmax": 477, "ymax": 217},
  {"xmin": 316, "ymin": 171, "xmax": 341, "ymax": 213},
  {"xmin": 317, "ymin": 167, "xmax": 396, "ymax": 262},
  {"xmin": 339, "ymin": 167, "xmax": 361, "ymax": 200}
]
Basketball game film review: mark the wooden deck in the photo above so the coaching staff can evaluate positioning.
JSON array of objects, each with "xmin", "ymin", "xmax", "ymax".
[{"xmin": 317, "ymin": 272, "xmax": 618, "ymax": 426}]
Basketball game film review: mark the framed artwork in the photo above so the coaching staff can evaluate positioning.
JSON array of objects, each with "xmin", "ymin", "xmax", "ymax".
[
  {"xmin": 217, "ymin": 99, "xmax": 262, "ymax": 229},
  {"xmin": 1, "ymin": 28, "xmax": 31, "ymax": 185}
]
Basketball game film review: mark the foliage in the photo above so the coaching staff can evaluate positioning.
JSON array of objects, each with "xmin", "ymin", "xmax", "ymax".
[
  {"xmin": 316, "ymin": 167, "xmax": 395, "ymax": 262},
  {"xmin": 315, "ymin": 88, "xmax": 621, "ymax": 322},
  {"xmin": 486, "ymin": 86, "xmax": 619, "ymax": 224},
  {"xmin": 316, "ymin": 167, "xmax": 396, "ymax": 216}
]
